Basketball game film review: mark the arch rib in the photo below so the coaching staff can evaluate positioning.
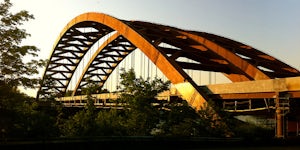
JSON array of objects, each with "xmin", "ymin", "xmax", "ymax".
[
  {"xmin": 178, "ymin": 31, "xmax": 270, "ymax": 81},
  {"xmin": 74, "ymin": 12, "xmax": 189, "ymax": 84},
  {"xmin": 72, "ymin": 32, "xmax": 136, "ymax": 96}
]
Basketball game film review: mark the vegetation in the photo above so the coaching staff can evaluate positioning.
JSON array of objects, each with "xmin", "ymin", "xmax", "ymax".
[
  {"xmin": 54, "ymin": 68, "xmax": 234, "ymax": 137},
  {"xmin": 0, "ymin": 0, "xmax": 45, "ymax": 89},
  {"xmin": 0, "ymin": 0, "xmax": 52, "ymax": 139},
  {"xmin": 0, "ymin": 0, "xmax": 274, "ymax": 142}
]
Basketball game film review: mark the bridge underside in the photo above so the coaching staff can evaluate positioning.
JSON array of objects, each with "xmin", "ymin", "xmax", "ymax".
[{"xmin": 37, "ymin": 12, "xmax": 300, "ymax": 138}]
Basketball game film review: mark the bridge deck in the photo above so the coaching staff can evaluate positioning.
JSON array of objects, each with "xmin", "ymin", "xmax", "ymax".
[
  {"xmin": 56, "ymin": 76, "xmax": 300, "ymax": 114},
  {"xmin": 206, "ymin": 76, "xmax": 300, "ymax": 99}
]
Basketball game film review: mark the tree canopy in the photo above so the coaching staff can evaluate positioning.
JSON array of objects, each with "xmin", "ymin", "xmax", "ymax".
[{"xmin": 0, "ymin": 0, "xmax": 45, "ymax": 90}]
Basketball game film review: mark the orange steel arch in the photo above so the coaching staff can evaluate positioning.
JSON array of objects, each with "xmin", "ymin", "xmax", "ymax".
[
  {"xmin": 71, "ymin": 32, "xmax": 136, "ymax": 96},
  {"xmin": 38, "ymin": 12, "xmax": 300, "ymax": 110}
]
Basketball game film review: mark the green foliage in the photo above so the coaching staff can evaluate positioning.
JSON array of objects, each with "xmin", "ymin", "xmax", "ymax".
[
  {"xmin": 95, "ymin": 109, "xmax": 126, "ymax": 136},
  {"xmin": 0, "ymin": 82, "xmax": 25, "ymax": 110},
  {"xmin": 0, "ymin": 0, "xmax": 59, "ymax": 139},
  {"xmin": 37, "ymin": 74, "xmax": 61, "ymax": 100},
  {"xmin": 60, "ymin": 109, "xmax": 97, "ymax": 137},
  {"xmin": 196, "ymin": 100, "xmax": 230, "ymax": 137},
  {"xmin": 0, "ymin": 90, "xmax": 60, "ymax": 138},
  {"xmin": 116, "ymin": 68, "xmax": 170, "ymax": 135},
  {"xmin": 0, "ymin": 0, "xmax": 46, "ymax": 89},
  {"xmin": 58, "ymin": 68, "xmax": 172, "ymax": 137},
  {"xmin": 56, "ymin": 68, "xmax": 239, "ymax": 138},
  {"xmin": 59, "ymin": 81, "xmax": 98, "ymax": 137},
  {"xmin": 12, "ymin": 100, "xmax": 59, "ymax": 138},
  {"xmin": 118, "ymin": 68, "xmax": 171, "ymax": 100},
  {"xmin": 123, "ymin": 105, "xmax": 160, "ymax": 136},
  {"xmin": 158, "ymin": 101, "xmax": 199, "ymax": 137},
  {"xmin": 231, "ymin": 119, "xmax": 274, "ymax": 139}
]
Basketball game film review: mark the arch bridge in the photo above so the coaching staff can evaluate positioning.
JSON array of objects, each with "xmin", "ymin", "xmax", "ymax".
[{"xmin": 37, "ymin": 12, "xmax": 300, "ymax": 138}]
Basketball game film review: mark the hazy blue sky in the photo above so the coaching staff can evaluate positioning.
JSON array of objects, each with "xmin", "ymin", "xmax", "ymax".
[
  {"xmin": 10, "ymin": 0, "xmax": 300, "ymax": 68},
  {"xmin": 9, "ymin": 0, "xmax": 300, "ymax": 95}
]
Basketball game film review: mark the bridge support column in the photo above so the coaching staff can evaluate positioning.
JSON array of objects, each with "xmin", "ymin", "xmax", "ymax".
[
  {"xmin": 275, "ymin": 92, "xmax": 290, "ymax": 139},
  {"xmin": 275, "ymin": 108, "xmax": 284, "ymax": 138}
]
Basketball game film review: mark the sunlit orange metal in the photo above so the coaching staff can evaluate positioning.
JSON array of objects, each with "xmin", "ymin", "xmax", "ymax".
[
  {"xmin": 38, "ymin": 12, "xmax": 300, "ymax": 111},
  {"xmin": 71, "ymin": 32, "xmax": 123, "ymax": 96},
  {"xmin": 73, "ymin": 13, "xmax": 189, "ymax": 84},
  {"xmin": 71, "ymin": 32, "xmax": 139, "ymax": 96},
  {"xmin": 37, "ymin": 12, "xmax": 196, "ymax": 106}
]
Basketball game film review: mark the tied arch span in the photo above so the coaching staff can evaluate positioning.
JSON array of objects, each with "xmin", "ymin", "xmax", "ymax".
[{"xmin": 37, "ymin": 12, "xmax": 300, "ymax": 110}]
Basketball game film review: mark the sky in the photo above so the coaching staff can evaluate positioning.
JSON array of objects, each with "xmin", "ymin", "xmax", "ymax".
[{"xmin": 8, "ymin": 0, "xmax": 300, "ymax": 96}]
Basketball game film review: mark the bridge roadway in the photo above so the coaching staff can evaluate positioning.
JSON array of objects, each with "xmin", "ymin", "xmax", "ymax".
[
  {"xmin": 56, "ymin": 88, "xmax": 183, "ymax": 109},
  {"xmin": 57, "ymin": 76, "xmax": 300, "ymax": 111}
]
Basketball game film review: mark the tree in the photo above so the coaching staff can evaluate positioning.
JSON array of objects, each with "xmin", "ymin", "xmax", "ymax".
[
  {"xmin": 58, "ymin": 81, "xmax": 97, "ymax": 137},
  {"xmin": 117, "ymin": 68, "xmax": 171, "ymax": 136},
  {"xmin": 0, "ymin": 0, "xmax": 59, "ymax": 139},
  {"xmin": 196, "ymin": 100, "xmax": 230, "ymax": 137},
  {"xmin": 95, "ymin": 109, "xmax": 127, "ymax": 136},
  {"xmin": 0, "ymin": 0, "xmax": 45, "ymax": 90},
  {"xmin": 117, "ymin": 68, "xmax": 170, "ymax": 107},
  {"xmin": 12, "ymin": 99, "xmax": 59, "ymax": 138},
  {"xmin": 159, "ymin": 100, "xmax": 200, "ymax": 137}
]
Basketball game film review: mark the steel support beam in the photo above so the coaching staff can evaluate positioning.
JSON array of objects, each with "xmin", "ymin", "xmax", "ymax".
[{"xmin": 205, "ymin": 76, "xmax": 300, "ymax": 95}]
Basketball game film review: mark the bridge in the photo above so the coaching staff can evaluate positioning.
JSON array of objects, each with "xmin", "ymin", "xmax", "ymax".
[{"xmin": 37, "ymin": 12, "xmax": 300, "ymax": 139}]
